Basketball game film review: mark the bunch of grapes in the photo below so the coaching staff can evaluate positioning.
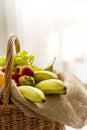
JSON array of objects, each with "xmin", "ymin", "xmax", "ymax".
[
  {"xmin": 0, "ymin": 56, "xmax": 6, "ymax": 67},
  {"xmin": 0, "ymin": 50, "xmax": 42, "ymax": 72}
]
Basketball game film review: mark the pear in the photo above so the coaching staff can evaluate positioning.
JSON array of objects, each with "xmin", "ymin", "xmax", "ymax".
[{"xmin": 44, "ymin": 57, "xmax": 56, "ymax": 71}]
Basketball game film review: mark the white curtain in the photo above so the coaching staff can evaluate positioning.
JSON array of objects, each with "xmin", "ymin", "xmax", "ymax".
[
  {"xmin": 1, "ymin": 0, "xmax": 87, "ymax": 74},
  {"xmin": 0, "ymin": 0, "xmax": 23, "ymax": 55},
  {"xmin": 1, "ymin": 0, "xmax": 87, "ymax": 63},
  {"xmin": 0, "ymin": 0, "xmax": 7, "ymax": 55}
]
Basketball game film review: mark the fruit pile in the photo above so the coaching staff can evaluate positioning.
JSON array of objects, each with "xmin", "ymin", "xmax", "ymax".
[{"xmin": 0, "ymin": 50, "xmax": 67, "ymax": 103}]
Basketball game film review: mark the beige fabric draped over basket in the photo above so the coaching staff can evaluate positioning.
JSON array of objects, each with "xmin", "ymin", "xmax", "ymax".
[{"xmin": 0, "ymin": 36, "xmax": 64, "ymax": 130}]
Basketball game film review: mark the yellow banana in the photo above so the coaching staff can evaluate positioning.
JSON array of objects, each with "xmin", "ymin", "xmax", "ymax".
[
  {"xmin": 34, "ymin": 70, "xmax": 58, "ymax": 83},
  {"xmin": 18, "ymin": 85, "xmax": 46, "ymax": 103},
  {"xmin": 36, "ymin": 79, "xmax": 67, "ymax": 94}
]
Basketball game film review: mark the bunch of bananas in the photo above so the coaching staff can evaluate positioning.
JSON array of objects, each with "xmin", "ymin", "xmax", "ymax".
[{"xmin": 18, "ymin": 70, "xmax": 67, "ymax": 103}]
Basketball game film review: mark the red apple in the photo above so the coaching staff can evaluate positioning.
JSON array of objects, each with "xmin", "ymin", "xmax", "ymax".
[
  {"xmin": 21, "ymin": 66, "xmax": 34, "ymax": 76},
  {"xmin": 1, "ymin": 66, "xmax": 6, "ymax": 73},
  {"xmin": 11, "ymin": 72, "xmax": 19, "ymax": 83},
  {"xmin": 16, "ymin": 66, "xmax": 21, "ymax": 73},
  {"xmin": 18, "ymin": 75, "xmax": 35, "ymax": 86}
]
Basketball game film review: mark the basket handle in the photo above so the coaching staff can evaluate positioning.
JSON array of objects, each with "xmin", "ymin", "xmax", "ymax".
[{"xmin": 2, "ymin": 35, "xmax": 20, "ymax": 105}]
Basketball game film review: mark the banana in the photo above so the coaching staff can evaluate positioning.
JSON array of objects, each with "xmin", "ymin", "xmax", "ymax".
[
  {"xmin": 18, "ymin": 85, "xmax": 46, "ymax": 103},
  {"xmin": 34, "ymin": 70, "xmax": 58, "ymax": 83},
  {"xmin": 36, "ymin": 79, "xmax": 67, "ymax": 94}
]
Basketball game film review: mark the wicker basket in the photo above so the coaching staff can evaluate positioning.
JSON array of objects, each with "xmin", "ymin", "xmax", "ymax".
[{"xmin": 0, "ymin": 36, "xmax": 64, "ymax": 130}]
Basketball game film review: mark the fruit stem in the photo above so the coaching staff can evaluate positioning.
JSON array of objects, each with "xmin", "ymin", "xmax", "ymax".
[{"xmin": 52, "ymin": 57, "xmax": 56, "ymax": 65}]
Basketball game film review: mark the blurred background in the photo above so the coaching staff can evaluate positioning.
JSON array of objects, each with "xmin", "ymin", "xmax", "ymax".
[{"xmin": 0, "ymin": 0, "xmax": 87, "ymax": 129}]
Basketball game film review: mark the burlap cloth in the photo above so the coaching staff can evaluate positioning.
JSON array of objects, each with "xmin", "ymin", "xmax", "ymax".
[{"xmin": 0, "ymin": 71, "xmax": 87, "ymax": 129}]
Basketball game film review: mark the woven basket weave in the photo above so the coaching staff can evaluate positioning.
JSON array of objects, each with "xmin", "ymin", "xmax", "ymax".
[{"xmin": 0, "ymin": 36, "xmax": 64, "ymax": 130}]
